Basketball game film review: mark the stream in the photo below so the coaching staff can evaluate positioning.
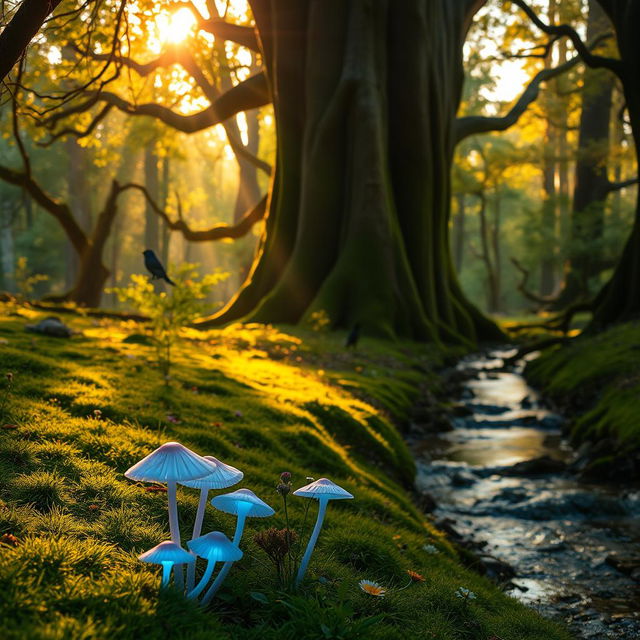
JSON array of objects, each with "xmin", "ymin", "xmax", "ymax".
[{"xmin": 410, "ymin": 348, "xmax": 640, "ymax": 640}]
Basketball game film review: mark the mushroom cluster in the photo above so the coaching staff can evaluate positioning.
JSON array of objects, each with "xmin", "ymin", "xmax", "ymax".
[
  {"xmin": 125, "ymin": 441, "xmax": 272, "ymax": 604},
  {"xmin": 126, "ymin": 442, "xmax": 354, "ymax": 603}
]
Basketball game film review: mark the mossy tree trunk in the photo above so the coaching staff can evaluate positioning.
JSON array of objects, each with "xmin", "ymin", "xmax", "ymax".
[
  {"xmin": 589, "ymin": 0, "xmax": 640, "ymax": 328},
  {"xmin": 202, "ymin": 0, "xmax": 498, "ymax": 342}
]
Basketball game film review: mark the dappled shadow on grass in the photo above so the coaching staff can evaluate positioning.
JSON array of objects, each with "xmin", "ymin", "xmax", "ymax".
[{"xmin": 0, "ymin": 305, "xmax": 573, "ymax": 640}]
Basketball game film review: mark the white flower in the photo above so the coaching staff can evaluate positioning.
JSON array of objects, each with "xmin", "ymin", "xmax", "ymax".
[
  {"xmin": 423, "ymin": 544, "xmax": 439, "ymax": 554},
  {"xmin": 455, "ymin": 587, "xmax": 477, "ymax": 600},
  {"xmin": 359, "ymin": 579, "xmax": 386, "ymax": 597}
]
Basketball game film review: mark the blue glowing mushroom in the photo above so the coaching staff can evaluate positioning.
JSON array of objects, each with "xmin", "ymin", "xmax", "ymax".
[
  {"xmin": 139, "ymin": 540, "xmax": 194, "ymax": 589},
  {"xmin": 180, "ymin": 455, "xmax": 243, "ymax": 591},
  {"xmin": 201, "ymin": 488, "xmax": 274, "ymax": 604},
  {"xmin": 186, "ymin": 531, "xmax": 242, "ymax": 600},
  {"xmin": 293, "ymin": 478, "xmax": 353, "ymax": 585},
  {"xmin": 125, "ymin": 442, "xmax": 216, "ymax": 585}
]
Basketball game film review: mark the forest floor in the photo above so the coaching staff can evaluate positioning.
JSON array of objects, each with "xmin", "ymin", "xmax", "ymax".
[{"xmin": 0, "ymin": 301, "xmax": 573, "ymax": 640}]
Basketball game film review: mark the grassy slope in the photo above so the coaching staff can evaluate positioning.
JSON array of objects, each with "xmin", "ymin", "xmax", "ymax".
[
  {"xmin": 526, "ymin": 321, "xmax": 640, "ymax": 451},
  {"xmin": 0, "ymin": 304, "xmax": 570, "ymax": 640}
]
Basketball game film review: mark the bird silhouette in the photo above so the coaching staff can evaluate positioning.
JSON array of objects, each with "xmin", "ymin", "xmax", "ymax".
[
  {"xmin": 143, "ymin": 249, "xmax": 176, "ymax": 286},
  {"xmin": 345, "ymin": 322, "xmax": 361, "ymax": 349}
]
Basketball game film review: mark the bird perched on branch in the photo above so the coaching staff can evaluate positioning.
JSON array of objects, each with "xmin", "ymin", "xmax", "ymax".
[{"xmin": 143, "ymin": 249, "xmax": 175, "ymax": 286}]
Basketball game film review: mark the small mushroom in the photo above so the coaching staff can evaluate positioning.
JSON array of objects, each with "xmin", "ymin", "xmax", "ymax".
[
  {"xmin": 293, "ymin": 478, "xmax": 353, "ymax": 585},
  {"xmin": 125, "ymin": 442, "xmax": 216, "ymax": 586},
  {"xmin": 201, "ymin": 488, "xmax": 274, "ymax": 604},
  {"xmin": 186, "ymin": 531, "xmax": 242, "ymax": 600},
  {"xmin": 139, "ymin": 540, "xmax": 194, "ymax": 589},
  {"xmin": 180, "ymin": 455, "xmax": 243, "ymax": 591}
]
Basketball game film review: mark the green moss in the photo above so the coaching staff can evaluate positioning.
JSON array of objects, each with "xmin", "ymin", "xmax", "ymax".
[
  {"xmin": 526, "ymin": 322, "xmax": 640, "ymax": 449},
  {"xmin": 0, "ymin": 306, "xmax": 571, "ymax": 639}
]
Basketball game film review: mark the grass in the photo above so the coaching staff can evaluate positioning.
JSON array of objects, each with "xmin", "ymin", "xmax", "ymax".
[
  {"xmin": 0, "ymin": 303, "xmax": 571, "ymax": 640},
  {"xmin": 526, "ymin": 320, "xmax": 640, "ymax": 450}
]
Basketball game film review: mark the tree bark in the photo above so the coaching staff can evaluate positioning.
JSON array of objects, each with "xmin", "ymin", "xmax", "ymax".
[
  {"xmin": 555, "ymin": 0, "xmax": 613, "ymax": 307},
  {"xmin": 589, "ymin": 0, "xmax": 640, "ymax": 328},
  {"xmin": 198, "ymin": 0, "xmax": 499, "ymax": 343},
  {"xmin": 0, "ymin": 0, "xmax": 62, "ymax": 83}
]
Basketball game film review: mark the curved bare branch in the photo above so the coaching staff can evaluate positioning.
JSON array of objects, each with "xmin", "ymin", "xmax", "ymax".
[{"xmin": 123, "ymin": 183, "xmax": 268, "ymax": 241}]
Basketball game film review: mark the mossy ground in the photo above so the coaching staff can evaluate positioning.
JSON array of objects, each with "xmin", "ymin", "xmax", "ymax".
[
  {"xmin": 525, "ymin": 321, "xmax": 640, "ymax": 451},
  {"xmin": 0, "ymin": 303, "xmax": 571, "ymax": 639}
]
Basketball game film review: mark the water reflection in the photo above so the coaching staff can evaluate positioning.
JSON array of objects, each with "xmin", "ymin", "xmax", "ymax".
[{"xmin": 411, "ymin": 349, "xmax": 640, "ymax": 640}]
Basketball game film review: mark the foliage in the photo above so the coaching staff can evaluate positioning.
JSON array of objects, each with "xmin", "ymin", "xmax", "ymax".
[
  {"xmin": 0, "ymin": 303, "xmax": 572, "ymax": 639},
  {"xmin": 108, "ymin": 264, "xmax": 228, "ymax": 380},
  {"xmin": 14, "ymin": 256, "xmax": 49, "ymax": 298}
]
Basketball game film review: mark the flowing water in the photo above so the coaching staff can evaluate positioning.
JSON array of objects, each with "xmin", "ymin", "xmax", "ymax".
[{"xmin": 410, "ymin": 349, "xmax": 640, "ymax": 640}]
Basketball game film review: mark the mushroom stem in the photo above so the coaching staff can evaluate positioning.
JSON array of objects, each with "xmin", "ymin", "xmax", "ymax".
[
  {"xmin": 187, "ymin": 489, "xmax": 210, "ymax": 591},
  {"xmin": 186, "ymin": 560, "xmax": 217, "ymax": 599},
  {"xmin": 167, "ymin": 480, "xmax": 184, "ymax": 588},
  {"xmin": 199, "ymin": 504, "xmax": 249, "ymax": 605},
  {"xmin": 161, "ymin": 561, "xmax": 173, "ymax": 588},
  {"xmin": 295, "ymin": 497, "xmax": 328, "ymax": 586}
]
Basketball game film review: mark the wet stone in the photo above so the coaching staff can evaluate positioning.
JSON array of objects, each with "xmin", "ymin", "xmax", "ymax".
[{"xmin": 410, "ymin": 347, "xmax": 640, "ymax": 640}]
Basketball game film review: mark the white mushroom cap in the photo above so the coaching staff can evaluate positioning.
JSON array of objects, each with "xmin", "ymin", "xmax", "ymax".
[
  {"xmin": 139, "ymin": 541, "xmax": 195, "ymax": 565},
  {"xmin": 292, "ymin": 478, "xmax": 354, "ymax": 500},
  {"xmin": 125, "ymin": 442, "xmax": 216, "ymax": 483},
  {"xmin": 180, "ymin": 456, "xmax": 244, "ymax": 490},
  {"xmin": 211, "ymin": 488, "xmax": 275, "ymax": 518},
  {"xmin": 187, "ymin": 531, "xmax": 243, "ymax": 562}
]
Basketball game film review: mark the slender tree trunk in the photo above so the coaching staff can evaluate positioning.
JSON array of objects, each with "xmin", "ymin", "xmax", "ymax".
[
  {"xmin": 555, "ymin": 0, "xmax": 613, "ymax": 307},
  {"xmin": 0, "ymin": 204, "xmax": 15, "ymax": 292},
  {"xmin": 65, "ymin": 138, "xmax": 92, "ymax": 289},
  {"xmin": 144, "ymin": 145, "xmax": 160, "ymax": 251},
  {"xmin": 540, "ymin": 0, "xmax": 558, "ymax": 297},
  {"xmin": 199, "ymin": 0, "xmax": 500, "ymax": 343},
  {"xmin": 491, "ymin": 188, "xmax": 502, "ymax": 312},
  {"xmin": 453, "ymin": 192, "xmax": 466, "ymax": 273},
  {"xmin": 160, "ymin": 157, "xmax": 171, "ymax": 266}
]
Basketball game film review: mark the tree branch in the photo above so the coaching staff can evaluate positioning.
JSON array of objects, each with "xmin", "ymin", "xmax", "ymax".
[
  {"xmin": 0, "ymin": 164, "xmax": 87, "ymax": 253},
  {"xmin": 605, "ymin": 176, "xmax": 638, "ymax": 193},
  {"xmin": 511, "ymin": 0, "xmax": 623, "ymax": 76},
  {"xmin": 39, "ymin": 104, "xmax": 113, "ymax": 147},
  {"xmin": 56, "ymin": 71, "xmax": 269, "ymax": 134},
  {"xmin": 70, "ymin": 45, "xmax": 182, "ymax": 77},
  {"xmin": 173, "ymin": 1, "xmax": 260, "ymax": 51},
  {"xmin": 123, "ymin": 183, "xmax": 268, "ymax": 241},
  {"xmin": 0, "ymin": 0, "xmax": 63, "ymax": 83},
  {"xmin": 455, "ymin": 37, "xmax": 607, "ymax": 144}
]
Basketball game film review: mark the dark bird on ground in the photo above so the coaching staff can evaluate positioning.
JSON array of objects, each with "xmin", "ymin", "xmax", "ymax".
[
  {"xmin": 345, "ymin": 323, "xmax": 361, "ymax": 349},
  {"xmin": 143, "ymin": 249, "xmax": 176, "ymax": 286}
]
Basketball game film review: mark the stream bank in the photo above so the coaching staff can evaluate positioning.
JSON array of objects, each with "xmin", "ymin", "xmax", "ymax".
[{"xmin": 409, "ymin": 348, "xmax": 640, "ymax": 640}]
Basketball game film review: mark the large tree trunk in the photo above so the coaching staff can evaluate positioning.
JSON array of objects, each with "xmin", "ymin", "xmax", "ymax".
[
  {"xmin": 200, "ymin": 0, "xmax": 498, "ymax": 343},
  {"xmin": 586, "ymin": 0, "xmax": 640, "ymax": 328}
]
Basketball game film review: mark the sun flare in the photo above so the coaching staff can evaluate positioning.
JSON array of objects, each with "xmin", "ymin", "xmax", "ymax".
[{"xmin": 156, "ymin": 7, "xmax": 197, "ymax": 45}]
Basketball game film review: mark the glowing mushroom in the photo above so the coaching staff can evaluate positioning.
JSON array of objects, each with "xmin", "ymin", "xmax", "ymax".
[
  {"xmin": 125, "ymin": 442, "xmax": 216, "ymax": 585},
  {"xmin": 180, "ymin": 455, "xmax": 243, "ymax": 591},
  {"xmin": 186, "ymin": 531, "xmax": 242, "ymax": 600},
  {"xmin": 293, "ymin": 478, "xmax": 353, "ymax": 585},
  {"xmin": 139, "ymin": 540, "xmax": 195, "ymax": 589},
  {"xmin": 200, "ymin": 488, "xmax": 274, "ymax": 604}
]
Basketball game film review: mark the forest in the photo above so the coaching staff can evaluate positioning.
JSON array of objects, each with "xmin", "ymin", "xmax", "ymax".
[{"xmin": 0, "ymin": 1, "xmax": 638, "ymax": 639}]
